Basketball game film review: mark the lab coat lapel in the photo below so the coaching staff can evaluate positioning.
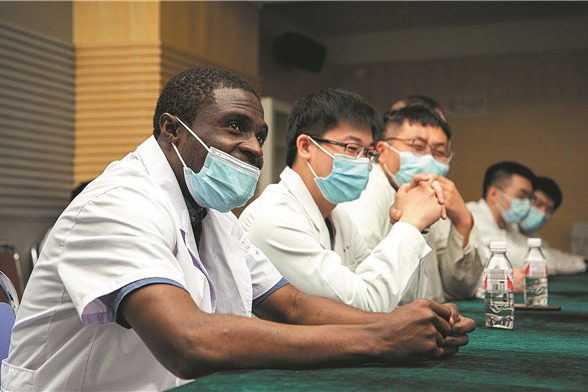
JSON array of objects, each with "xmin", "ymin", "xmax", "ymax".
[{"xmin": 280, "ymin": 167, "xmax": 332, "ymax": 249}]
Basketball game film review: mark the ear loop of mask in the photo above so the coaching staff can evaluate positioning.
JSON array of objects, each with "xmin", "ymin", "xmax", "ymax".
[
  {"xmin": 175, "ymin": 117, "xmax": 210, "ymax": 152},
  {"xmin": 305, "ymin": 137, "xmax": 335, "ymax": 178},
  {"xmin": 381, "ymin": 142, "xmax": 400, "ymax": 184},
  {"xmin": 170, "ymin": 117, "xmax": 207, "ymax": 169}
]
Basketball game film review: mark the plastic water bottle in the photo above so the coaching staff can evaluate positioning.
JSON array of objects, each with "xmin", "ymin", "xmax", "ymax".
[
  {"xmin": 524, "ymin": 238, "xmax": 549, "ymax": 306},
  {"xmin": 484, "ymin": 241, "xmax": 514, "ymax": 329}
]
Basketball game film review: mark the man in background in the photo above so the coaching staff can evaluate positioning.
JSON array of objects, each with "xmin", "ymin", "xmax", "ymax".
[
  {"xmin": 466, "ymin": 161, "xmax": 536, "ymax": 292},
  {"xmin": 340, "ymin": 98, "xmax": 483, "ymax": 303},
  {"xmin": 519, "ymin": 176, "xmax": 588, "ymax": 274}
]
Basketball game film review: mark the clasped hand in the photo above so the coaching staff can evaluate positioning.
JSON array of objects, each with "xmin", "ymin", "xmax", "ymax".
[{"xmin": 390, "ymin": 174, "xmax": 447, "ymax": 232}]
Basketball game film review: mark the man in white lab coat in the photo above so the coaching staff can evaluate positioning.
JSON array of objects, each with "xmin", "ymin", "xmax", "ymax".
[
  {"xmin": 466, "ymin": 161, "xmax": 537, "ymax": 293},
  {"xmin": 340, "ymin": 100, "xmax": 483, "ymax": 303},
  {"xmin": 240, "ymin": 88, "xmax": 447, "ymax": 312},
  {"xmin": 519, "ymin": 176, "xmax": 587, "ymax": 274}
]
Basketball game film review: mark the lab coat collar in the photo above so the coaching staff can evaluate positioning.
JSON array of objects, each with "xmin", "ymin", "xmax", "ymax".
[
  {"xmin": 135, "ymin": 136, "xmax": 192, "ymax": 233},
  {"xmin": 135, "ymin": 137, "xmax": 218, "ymax": 310},
  {"xmin": 373, "ymin": 163, "xmax": 394, "ymax": 191},
  {"xmin": 477, "ymin": 198, "xmax": 500, "ymax": 230},
  {"xmin": 279, "ymin": 167, "xmax": 332, "ymax": 248}
]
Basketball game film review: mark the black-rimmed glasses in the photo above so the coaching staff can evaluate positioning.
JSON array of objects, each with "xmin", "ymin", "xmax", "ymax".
[
  {"xmin": 309, "ymin": 135, "xmax": 377, "ymax": 161},
  {"xmin": 383, "ymin": 137, "xmax": 454, "ymax": 163}
]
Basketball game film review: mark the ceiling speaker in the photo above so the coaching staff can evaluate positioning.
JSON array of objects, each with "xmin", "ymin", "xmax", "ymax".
[{"xmin": 272, "ymin": 32, "xmax": 326, "ymax": 73}]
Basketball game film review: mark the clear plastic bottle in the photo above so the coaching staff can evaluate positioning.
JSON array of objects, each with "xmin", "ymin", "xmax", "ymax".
[
  {"xmin": 524, "ymin": 238, "xmax": 549, "ymax": 306},
  {"xmin": 484, "ymin": 241, "xmax": 514, "ymax": 329}
]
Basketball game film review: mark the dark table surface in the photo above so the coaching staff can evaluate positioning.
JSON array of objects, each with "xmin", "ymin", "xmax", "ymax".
[{"xmin": 171, "ymin": 274, "xmax": 588, "ymax": 391}]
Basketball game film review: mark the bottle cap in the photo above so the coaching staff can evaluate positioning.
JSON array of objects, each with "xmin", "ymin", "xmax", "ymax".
[
  {"xmin": 489, "ymin": 241, "xmax": 507, "ymax": 252},
  {"xmin": 527, "ymin": 238, "xmax": 542, "ymax": 247}
]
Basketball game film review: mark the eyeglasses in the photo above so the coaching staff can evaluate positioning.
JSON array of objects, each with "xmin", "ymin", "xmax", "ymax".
[
  {"xmin": 496, "ymin": 187, "xmax": 535, "ymax": 203},
  {"xmin": 532, "ymin": 197, "xmax": 555, "ymax": 215},
  {"xmin": 383, "ymin": 137, "xmax": 454, "ymax": 163},
  {"xmin": 309, "ymin": 135, "xmax": 378, "ymax": 162}
]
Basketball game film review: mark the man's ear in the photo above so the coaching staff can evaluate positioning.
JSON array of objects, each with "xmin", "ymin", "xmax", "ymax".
[
  {"xmin": 159, "ymin": 113, "xmax": 179, "ymax": 141},
  {"xmin": 296, "ymin": 134, "xmax": 312, "ymax": 160},
  {"xmin": 486, "ymin": 185, "xmax": 499, "ymax": 201},
  {"xmin": 375, "ymin": 140, "xmax": 386, "ymax": 154}
]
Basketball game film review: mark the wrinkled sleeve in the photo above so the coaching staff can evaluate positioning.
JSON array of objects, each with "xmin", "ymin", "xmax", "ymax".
[
  {"xmin": 435, "ymin": 221, "xmax": 485, "ymax": 299},
  {"xmin": 338, "ymin": 169, "xmax": 394, "ymax": 251},
  {"xmin": 543, "ymin": 245, "xmax": 587, "ymax": 275},
  {"xmin": 245, "ymin": 200, "xmax": 430, "ymax": 312},
  {"xmin": 58, "ymin": 186, "xmax": 183, "ymax": 325}
]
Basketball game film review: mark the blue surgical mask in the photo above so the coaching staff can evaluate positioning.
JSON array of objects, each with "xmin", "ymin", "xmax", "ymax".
[
  {"xmin": 383, "ymin": 143, "xmax": 449, "ymax": 185},
  {"xmin": 499, "ymin": 197, "xmax": 531, "ymax": 225},
  {"xmin": 172, "ymin": 117, "xmax": 261, "ymax": 213},
  {"xmin": 520, "ymin": 206, "xmax": 549, "ymax": 233},
  {"xmin": 306, "ymin": 137, "xmax": 371, "ymax": 204}
]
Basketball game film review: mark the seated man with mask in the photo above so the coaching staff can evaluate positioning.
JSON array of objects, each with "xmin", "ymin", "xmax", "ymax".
[
  {"xmin": 240, "ymin": 88, "xmax": 446, "ymax": 312},
  {"xmin": 518, "ymin": 176, "xmax": 587, "ymax": 274},
  {"xmin": 466, "ymin": 161, "xmax": 537, "ymax": 292},
  {"xmin": 339, "ymin": 101, "xmax": 483, "ymax": 303}
]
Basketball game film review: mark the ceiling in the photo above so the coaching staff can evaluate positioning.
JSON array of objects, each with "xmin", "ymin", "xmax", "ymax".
[{"xmin": 260, "ymin": 1, "xmax": 588, "ymax": 38}]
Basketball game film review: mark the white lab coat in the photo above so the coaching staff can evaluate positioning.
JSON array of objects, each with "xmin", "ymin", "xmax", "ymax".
[
  {"xmin": 1, "ymin": 136, "xmax": 283, "ymax": 391},
  {"xmin": 239, "ymin": 166, "xmax": 431, "ymax": 312},
  {"xmin": 339, "ymin": 164, "xmax": 484, "ymax": 302},
  {"xmin": 467, "ymin": 198, "xmax": 586, "ymax": 275}
]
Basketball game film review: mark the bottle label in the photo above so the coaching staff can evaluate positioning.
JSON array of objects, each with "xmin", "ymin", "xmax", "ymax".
[
  {"xmin": 484, "ymin": 270, "xmax": 513, "ymax": 291},
  {"xmin": 525, "ymin": 262, "xmax": 548, "ymax": 277}
]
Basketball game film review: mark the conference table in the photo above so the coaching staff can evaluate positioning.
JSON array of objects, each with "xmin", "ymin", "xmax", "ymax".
[{"xmin": 171, "ymin": 274, "xmax": 588, "ymax": 391}]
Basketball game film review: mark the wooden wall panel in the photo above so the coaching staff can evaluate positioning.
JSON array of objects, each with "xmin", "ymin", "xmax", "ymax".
[
  {"xmin": 74, "ymin": 45, "xmax": 162, "ymax": 184},
  {"xmin": 74, "ymin": 1, "xmax": 159, "ymax": 45},
  {"xmin": 73, "ymin": 1, "xmax": 162, "ymax": 184},
  {"xmin": 160, "ymin": 44, "xmax": 261, "ymax": 91},
  {"xmin": 160, "ymin": 1, "xmax": 260, "ymax": 83}
]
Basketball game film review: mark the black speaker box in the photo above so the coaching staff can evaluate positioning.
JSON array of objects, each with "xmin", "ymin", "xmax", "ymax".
[{"xmin": 272, "ymin": 32, "xmax": 326, "ymax": 73}]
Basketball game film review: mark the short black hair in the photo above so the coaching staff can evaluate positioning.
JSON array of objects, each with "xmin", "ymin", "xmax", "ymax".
[
  {"xmin": 482, "ymin": 161, "xmax": 536, "ymax": 198},
  {"xmin": 152, "ymin": 66, "xmax": 259, "ymax": 137},
  {"xmin": 390, "ymin": 94, "xmax": 451, "ymax": 136},
  {"xmin": 535, "ymin": 176, "xmax": 563, "ymax": 211},
  {"xmin": 285, "ymin": 88, "xmax": 383, "ymax": 167},
  {"xmin": 391, "ymin": 95, "xmax": 442, "ymax": 112},
  {"xmin": 381, "ymin": 105, "xmax": 451, "ymax": 142}
]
